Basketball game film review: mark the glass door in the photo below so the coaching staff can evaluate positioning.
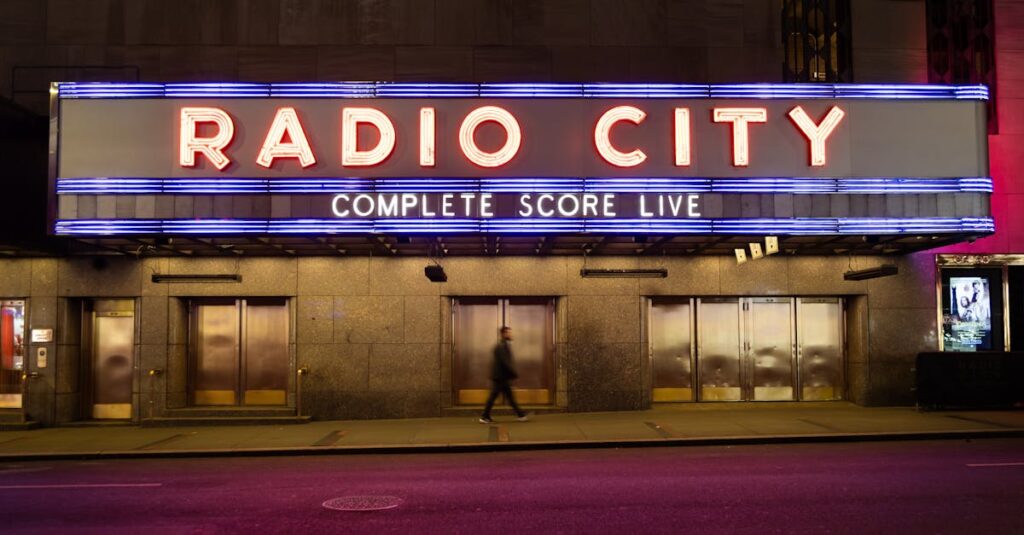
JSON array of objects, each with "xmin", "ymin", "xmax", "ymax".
[{"xmin": 0, "ymin": 301, "xmax": 25, "ymax": 409}]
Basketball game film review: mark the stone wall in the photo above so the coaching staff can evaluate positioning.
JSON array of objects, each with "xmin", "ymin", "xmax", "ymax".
[{"xmin": 0, "ymin": 252, "xmax": 938, "ymax": 424}]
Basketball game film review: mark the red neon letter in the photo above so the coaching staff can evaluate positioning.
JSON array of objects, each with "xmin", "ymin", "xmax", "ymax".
[
  {"xmin": 788, "ymin": 105, "xmax": 845, "ymax": 167},
  {"xmin": 674, "ymin": 108, "xmax": 691, "ymax": 167},
  {"xmin": 342, "ymin": 107, "xmax": 396, "ymax": 167},
  {"xmin": 713, "ymin": 107, "xmax": 767, "ymax": 167},
  {"xmin": 179, "ymin": 107, "xmax": 234, "ymax": 170},
  {"xmin": 420, "ymin": 107, "xmax": 435, "ymax": 167},
  {"xmin": 458, "ymin": 106, "xmax": 522, "ymax": 168},
  {"xmin": 256, "ymin": 107, "xmax": 316, "ymax": 168},
  {"xmin": 594, "ymin": 106, "xmax": 647, "ymax": 167}
]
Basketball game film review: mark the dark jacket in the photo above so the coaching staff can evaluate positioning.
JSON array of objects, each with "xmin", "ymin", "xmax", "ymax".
[{"xmin": 491, "ymin": 340, "xmax": 518, "ymax": 382}]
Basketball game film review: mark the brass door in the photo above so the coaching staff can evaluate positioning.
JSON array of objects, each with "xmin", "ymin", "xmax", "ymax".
[
  {"xmin": 797, "ymin": 298, "xmax": 844, "ymax": 400},
  {"xmin": 650, "ymin": 299, "xmax": 694, "ymax": 402},
  {"xmin": 91, "ymin": 300, "xmax": 135, "ymax": 419},
  {"xmin": 747, "ymin": 298, "xmax": 796, "ymax": 401},
  {"xmin": 192, "ymin": 299, "xmax": 289, "ymax": 406},
  {"xmin": 453, "ymin": 298, "xmax": 555, "ymax": 406},
  {"xmin": 697, "ymin": 299, "xmax": 743, "ymax": 401}
]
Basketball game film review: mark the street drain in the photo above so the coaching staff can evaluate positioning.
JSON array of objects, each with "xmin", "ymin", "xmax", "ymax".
[{"xmin": 322, "ymin": 495, "xmax": 403, "ymax": 512}]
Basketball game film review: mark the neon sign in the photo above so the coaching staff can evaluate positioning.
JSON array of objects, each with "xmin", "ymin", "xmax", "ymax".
[{"xmin": 53, "ymin": 82, "xmax": 992, "ymax": 238}]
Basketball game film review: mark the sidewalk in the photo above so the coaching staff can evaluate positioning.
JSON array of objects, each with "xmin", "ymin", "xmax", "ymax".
[{"xmin": 1, "ymin": 403, "xmax": 1022, "ymax": 460}]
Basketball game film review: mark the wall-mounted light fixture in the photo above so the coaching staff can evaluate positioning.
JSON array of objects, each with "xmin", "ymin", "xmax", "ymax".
[
  {"xmin": 843, "ymin": 264, "xmax": 898, "ymax": 281},
  {"xmin": 151, "ymin": 274, "xmax": 241, "ymax": 283},
  {"xmin": 424, "ymin": 265, "xmax": 447, "ymax": 282},
  {"xmin": 580, "ymin": 268, "xmax": 667, "ymax": 278}
]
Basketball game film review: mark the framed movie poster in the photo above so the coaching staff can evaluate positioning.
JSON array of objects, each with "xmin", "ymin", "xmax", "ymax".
[{"xmin": 941, "ymin": 268, "xmax": 1004, "ymax": 351}]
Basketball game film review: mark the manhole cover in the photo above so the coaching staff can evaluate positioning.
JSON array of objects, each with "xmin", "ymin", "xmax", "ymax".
[{"xmin": 322, "ymin": 495, "xmax": 403, "ymax": 512}]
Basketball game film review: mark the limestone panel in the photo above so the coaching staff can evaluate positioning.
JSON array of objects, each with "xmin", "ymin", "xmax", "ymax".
[
  {"xmin": 853, "ymin": 48, "xmax": 928, "ymax": 83},
  {"xmin": 279, "ymin": 0, "xmax": 357, "ymax": 45},
  {"xmin": 866, "ymin": 253, "xmax": 937, "ymax": 309},
  {"xmin": 542, "ymin": 0, "xmax": 590, "ymax": 46},
  {"xmin": 567, "ymin": 295, "xmax": 641, "ymax": 345},
  {"xmin": 565, "ymin": 342, "xmax": 642, "ymax": 392},
  {"xmin": 590, "ymin": 0, "xmax": 668, "ymax": 46},
  {"xmin": 139, "ymin": 296, "xmax": 168, "ymax": 345},
  {"xmin": 298, "ymin": 343, "xmax": 369, "ymax": 392},
  {"xmin": 139, "ymin": 343, "xmax": 168, "ymax": 379},
  {"xmin": 706, "ymin": 46, "xmax": 784, "ymax": 83},
  {"xmin": 395, "ymin": 46, "xmax": 474, "ymax": 82},
  {"xmin": 566, "ymin": 257, "xmax": 638, "ymax": 296},
  {"xmin": 473, "ymin": 46, "xmax": 551, "ymax": 82},
  {"xmin": 867, "ymin": 307, "xmax": 937, "ymax": 363},
  {"xmin": 164, "ymin": 258, "xmax": 297, "ymax": 296},
  {"xmin": 568, "ymin": 389, "xmax": 645, "ymax": 412},
  {"xmin": 550, "ymin": 46, "xmax": 631, "ymax": 82},
  {"xmin": 717, "ymin": 255, "xmax": 789, "ymax": 295},
  {"xmin": 0, "ymin": 260, "xmax": 32, "ymax": 296},
  {"xmin": 140, "ymin": 258, "xmax": 169, "ymax": 297},
  {"xmin": 167, "ymin": 298, "xmax": 188, "ymax": 345},
  {"xmin": 297, "ymin": 257, "xmax": 369, "ymax": 296},
  {"xmin": 238, "ymin": 46, "xmax": 317, "ymax": 81},
  {"xmin": 787, "ymin": 257, "xmax": 868, "ymax": 295},
  {"xmin": 55, "ymin": 344, "xmax": 80, "ymax": 394},
  {"xmin": 335, "ymin": 295, "xmax": 404, "ymax": 343},
  {"xmin": 0, "ymin": 0, "xmax": 46, "ymax": 44},
  {"xmin": 666, "ymin": 0, "xmax": 708, "ymax": 47},
  {"xmin": 317, "ymin": 46, "xmax": 395, "ymax": 80},
  {"xmin": 368, "ymin": 258, "xmax": 443, "ymax": 296},
  {"xmin": 368, "ymin": 343, "xmax": 441, "ymax": 391},
  {"xmin": 55, "ymin": 393, "xmax": 80, "ymax": 424},
  {"xmin": 166, "ymin": 344, "xmax": 188, "ymax": 397},
  {"xmin": 46, "ymin": 0, "xmax": 116, "ymax": 44},
  {"xmin": 356, "ymin": 0, "xmax": 434, "ymax": 45},
  {"xmin": 29, "ymin": 296, "xmax": 58, "ymax": 329},
  {"xmin": 296, "ymin": 295, "xmax": 334, "ymax": 344},
  {"xmin": 58, "ymin": 258, "xmax": 142, "ymax": 297},
  {"xmin": 445, "ymin": 257, "xmax": 568, "ymax": 296},
  {"xmin": 851, "ymin": 0, "xmax": 926, "ymax": 51},
  {"xmin": 638, "ymin": 256, "xmax": 721, "ymax": 296},
  {"xmin": 434, "ymin": 0, "xmax": 477, "ymax": 45},
  {"xmin": 405, "ymin": 295, "xmax": 441, "ymax": 343}
]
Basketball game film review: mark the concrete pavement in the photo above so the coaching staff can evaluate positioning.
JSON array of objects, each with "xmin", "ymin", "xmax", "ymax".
[{"xmin": 1, "ymin": 402, "xmax": 1023, "ymax": 460}]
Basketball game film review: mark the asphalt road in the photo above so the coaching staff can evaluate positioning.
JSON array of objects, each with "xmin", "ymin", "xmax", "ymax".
[{"xmin": 0, "ymin": 439, "xmax": 1022, "ymax": 534}]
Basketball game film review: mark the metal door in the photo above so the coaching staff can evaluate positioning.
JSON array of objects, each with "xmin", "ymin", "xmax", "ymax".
[
  {"xmin": 242, "ymin": 300, "xmax": 289, "ymax": 405},
  {"xmin": 747, "ymin": 298, "xmax": 796, "ymax": 401},
  {"xmin": 91, "ymin": 300, "xmax": 135, "ymax": 419},
  {"xmin": 453, "ymin": 298, "xmax": 555, "ymax": 406},
  {"xmin": 649, "ymin": 299, "xmax": 694, "ymax": 402},
  {"xmin": 193, "ymin": 301, "xmax": 240, "ymax": 405},
  {"xmin": 192, "ymin": 299, "xmax": 289, "ymax": 406},
  {"xmin": 453, "ymin": 299, "xmax": 501, "ymax": 405},
  {"xmin": 797, "ymin": 298, "xmax": 844, "ymax": 400},
  {"xmin": 697, "ymin": 299, "xmax": 743, "ymax": 401},
  {"xmin": 505, "ymin": 299, "xmax": 555, "ymax": 405}
]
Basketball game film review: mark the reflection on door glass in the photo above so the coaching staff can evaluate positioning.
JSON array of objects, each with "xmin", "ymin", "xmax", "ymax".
[{"xmin": 0, "ymin": 300, "xmax": 25, "ymax": 407}]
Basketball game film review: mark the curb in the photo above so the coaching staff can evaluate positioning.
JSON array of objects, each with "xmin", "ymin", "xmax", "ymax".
[{"xmin": 2, "ymin": 428, "xmax": 1022, "ymax": 462}]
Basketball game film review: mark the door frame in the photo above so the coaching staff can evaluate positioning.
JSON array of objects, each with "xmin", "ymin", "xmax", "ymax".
[{"xmin": 81, "ymin": 298, "xmax": 138, "ymax": 420}]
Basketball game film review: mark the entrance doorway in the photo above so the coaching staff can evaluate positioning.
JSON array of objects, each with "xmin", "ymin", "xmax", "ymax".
[
  {"xmin": 84, "ymin": 299, "xmax": 135, "ymax": 419},
  {"xmin": 453, "ymin": 298, "xmax": 555, "ymax": 406},
  {"xmin": 189, "ymin": 298, "xmax": 289, "ymax": 406},
  {"xmin": 0, "ymin": 300, "xmax": 25, "ymax": 409},
  {"xmin": 649, "ymin": 297, "xmax": 844, "ymax": 402}
]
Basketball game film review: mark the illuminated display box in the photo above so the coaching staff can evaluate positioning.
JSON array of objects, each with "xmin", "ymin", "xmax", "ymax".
[{"xmin": 49, "ymin": 82, "xmax": 992, "ymax": 237}]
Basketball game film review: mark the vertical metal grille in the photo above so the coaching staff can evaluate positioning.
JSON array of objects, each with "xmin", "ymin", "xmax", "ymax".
[
  {"xmin": 782, "ymin": 0, "xmax": 853, "ymax": 83},
  {"xmin": 927, "ymin": 0, "xmax": 998, "ymax": 133}
]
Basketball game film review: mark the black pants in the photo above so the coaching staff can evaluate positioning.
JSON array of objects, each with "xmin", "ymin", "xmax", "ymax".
[{"xmin": 482, "ymin": 380, "xmax": 525, "ymax": 419}]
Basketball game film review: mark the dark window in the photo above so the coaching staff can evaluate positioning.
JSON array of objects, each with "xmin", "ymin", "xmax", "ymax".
[
  {"xmin": 926, "ymin": 0, "xmax": 998, "ymax": 133},
  {"xmin": 782, "ymin": 0, "xmax": 853, "ymax": 83}
]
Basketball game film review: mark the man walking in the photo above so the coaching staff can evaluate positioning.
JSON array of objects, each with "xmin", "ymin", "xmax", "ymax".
[{"xmin": 479, "ymin": 326, "xmax": 530, "ymax": 424}]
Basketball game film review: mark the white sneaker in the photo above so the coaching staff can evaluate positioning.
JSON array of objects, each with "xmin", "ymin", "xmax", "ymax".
[
  {"xmin": 478, "ymin": 417, "xmax": 493, "ymax": 424},
  {"xmin": 517, "ymin": 413, "xmax": 531, "ymax": 422}
]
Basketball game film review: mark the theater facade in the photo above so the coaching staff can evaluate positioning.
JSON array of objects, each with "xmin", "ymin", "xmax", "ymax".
[
  {"xmin": 2, "ymin": 0, "xmax": 1021, "ymax": 432},
  {"xmin": 0, "ymin": 78, "xmax": 998, "ymax": 426}
]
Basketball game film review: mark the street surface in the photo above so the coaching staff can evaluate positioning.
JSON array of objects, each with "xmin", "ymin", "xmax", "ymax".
[{"xmin": 0, "ymin": 439, "xmax": 1022, "ymax": 534}]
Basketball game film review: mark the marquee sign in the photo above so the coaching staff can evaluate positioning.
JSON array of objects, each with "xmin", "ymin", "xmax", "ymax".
[{"xmin": 50, "ymin": 82, "xmax": 993, "ymax": 236}]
